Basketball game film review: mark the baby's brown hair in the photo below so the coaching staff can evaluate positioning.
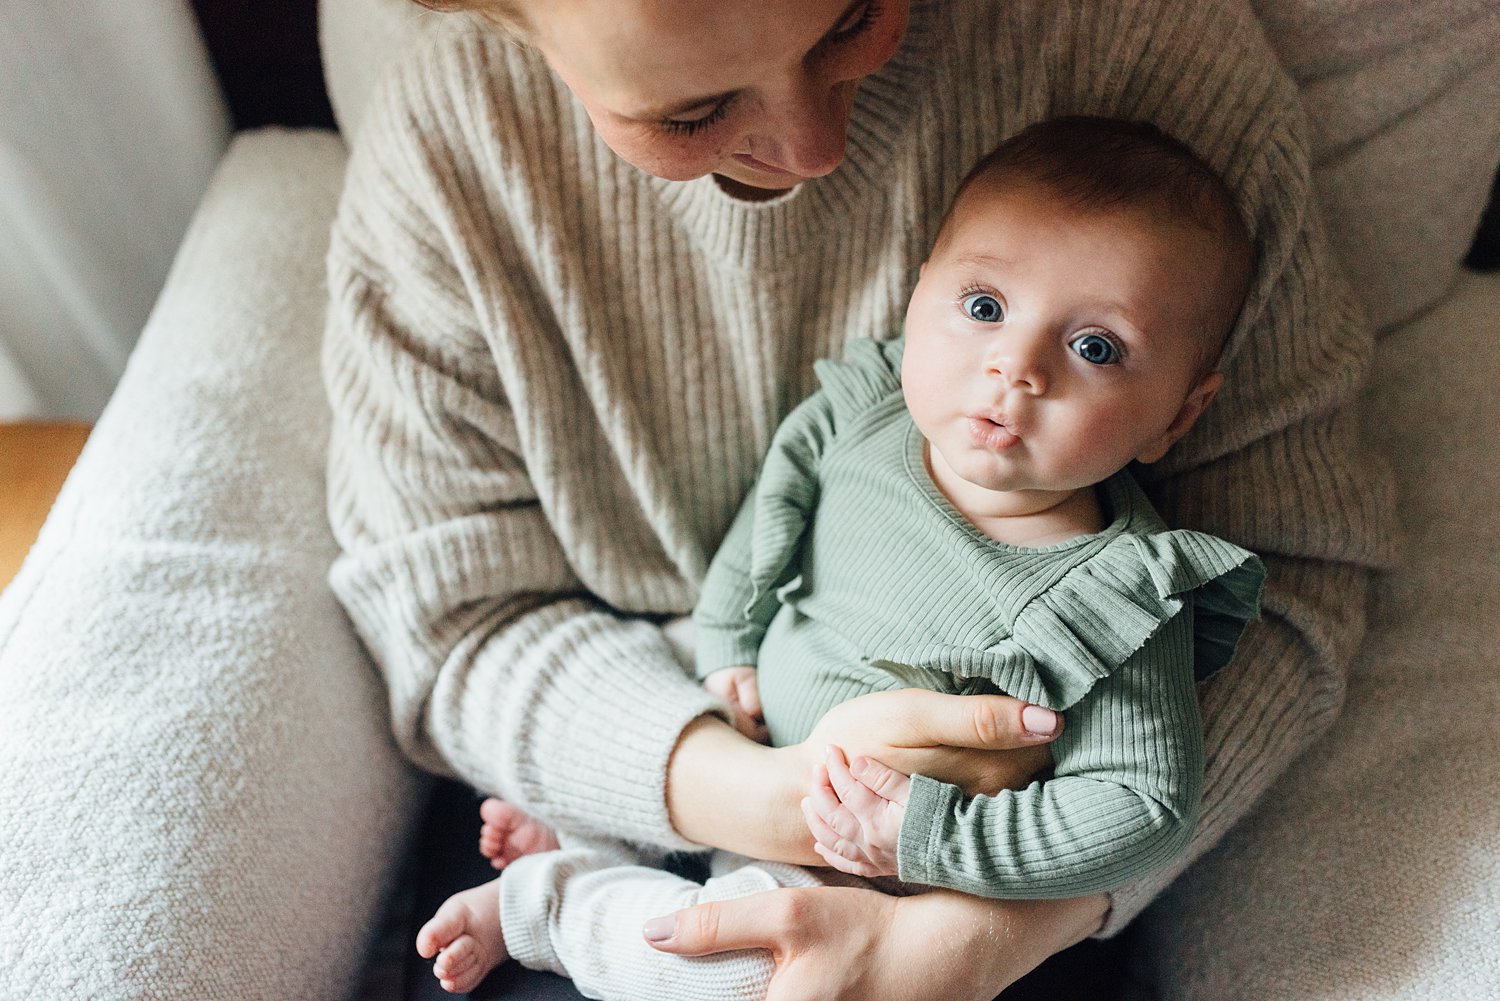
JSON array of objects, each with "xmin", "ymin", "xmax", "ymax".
[{"xmin": 940, "ymin": 117, "xmax": 1255, "ymax": 371}]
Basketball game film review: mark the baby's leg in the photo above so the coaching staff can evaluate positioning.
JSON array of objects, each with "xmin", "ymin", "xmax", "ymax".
[
  {"xmin": 478, "ymin": 797, "xmax": 560, "ymax": 869},
  {"xmin": 501, "ymin": 844, "xmax": 825, "ymax": 1001}
]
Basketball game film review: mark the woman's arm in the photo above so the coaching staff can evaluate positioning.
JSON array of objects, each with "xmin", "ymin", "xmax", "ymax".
[
  {"xmin": 323, "ymin": 51, "xmax": 726, "ymax": 852},
  {"xmin": 667, "ymin": 690, "xmax": 1062, "ymax": 863}
]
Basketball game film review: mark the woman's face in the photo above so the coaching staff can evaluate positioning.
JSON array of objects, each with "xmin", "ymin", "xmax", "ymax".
[{"xmin": 520, "ymin": 0, "xmax": 910, "ymax": 193}]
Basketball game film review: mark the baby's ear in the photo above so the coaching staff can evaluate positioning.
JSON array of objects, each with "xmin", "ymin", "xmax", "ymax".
[{"xmin": 1136, "ymin": 370, "xmax": 1224, "ymax": 464}]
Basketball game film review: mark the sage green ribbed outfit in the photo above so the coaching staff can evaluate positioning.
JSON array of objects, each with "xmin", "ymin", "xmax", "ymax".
[
  {"xmin": 322, "ymin": 0, "xmax": 1393, "ymax": 993},
  {"xmin": 693, "ymin": 337, "xmax": 1265, "ymax": 899}
]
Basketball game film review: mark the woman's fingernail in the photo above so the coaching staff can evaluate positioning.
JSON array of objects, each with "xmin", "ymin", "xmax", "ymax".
[
  {"xmin": 643, "ymin": 916, "xmax": 675, "ymax": 943},
  {"xmin": 1022, "ymin": 705, "xmax": 1059, "ymax": 736}
]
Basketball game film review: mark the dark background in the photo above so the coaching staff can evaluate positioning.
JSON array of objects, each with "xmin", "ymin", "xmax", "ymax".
[{"xmin": 190, "ymin": 0, "xmax": 335, "ymax": 130}]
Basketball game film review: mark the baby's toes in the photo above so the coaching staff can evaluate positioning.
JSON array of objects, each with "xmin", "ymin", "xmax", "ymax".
[
  {"xmin": 435, "ymin": 938, "xmax": 491, "ymax": 994},
  {"xmin": 416, "ymin": 898, "xmax": 469, "ymax": 959},
  {"xmin": 433, "ymin": 935, "xmax": 478, "ymax": 978}
]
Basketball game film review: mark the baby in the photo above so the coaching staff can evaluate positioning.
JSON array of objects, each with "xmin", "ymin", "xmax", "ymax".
[{"xmin": 418, "ymin": 116, "xmax": 1265, "ymax": 996}]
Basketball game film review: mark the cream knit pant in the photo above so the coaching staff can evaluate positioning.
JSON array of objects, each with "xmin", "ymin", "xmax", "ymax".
[{"xmin": 497, "ymin": 841, "xmax": 831, "ymax": 1001}]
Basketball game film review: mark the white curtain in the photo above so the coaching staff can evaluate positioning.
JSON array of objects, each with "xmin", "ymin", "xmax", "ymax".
[{"xmin": 0, "ymin": 0, "xmax": 230, "ymax": 420}]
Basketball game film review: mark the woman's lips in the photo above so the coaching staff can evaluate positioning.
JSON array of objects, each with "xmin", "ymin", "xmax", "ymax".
[
  {"xmin": 732, "ymin": 152, "xmax": 795, "ymax": 176},
  {"xmin": 967, "ymin": 416, "xmax": 1020, "ymax": 450}
]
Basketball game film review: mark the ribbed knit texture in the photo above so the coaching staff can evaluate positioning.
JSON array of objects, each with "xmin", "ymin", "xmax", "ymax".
[
  {"xmin": 322, "ymin": 0, "xmax": 1394, "ymax": 932},
  {"xmin": 691, "ymin": 338, "xmax": 1265, "ymax": 899}
]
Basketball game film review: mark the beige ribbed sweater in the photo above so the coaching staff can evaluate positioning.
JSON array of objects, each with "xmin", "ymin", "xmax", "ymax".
[{"xmin": 322, "ymin": 0, "xmax": 1393, "ymax": 936}]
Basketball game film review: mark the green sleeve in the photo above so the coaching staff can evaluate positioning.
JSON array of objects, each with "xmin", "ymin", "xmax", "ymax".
[
  {"xmin": 895, "ymin": 609, "xmax": 1204, "ymax": 898},
  {"xmin": 692, "ymin": 391, "xmax": 837, "ymax": 679}
]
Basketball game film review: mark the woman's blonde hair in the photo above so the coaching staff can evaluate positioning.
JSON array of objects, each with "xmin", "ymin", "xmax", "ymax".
[{"xmin": 408, "ymin": 0, "xmax": 527, "ymax": 33}]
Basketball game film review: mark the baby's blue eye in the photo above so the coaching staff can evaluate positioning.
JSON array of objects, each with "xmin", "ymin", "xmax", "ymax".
[
  {"xmin": 1071, "ymin": 333, "xmax": 1119, "ymax": 365},
  {"xmin": 961, "ymin": 293, "xmax": 1004, "ymax": 323}
]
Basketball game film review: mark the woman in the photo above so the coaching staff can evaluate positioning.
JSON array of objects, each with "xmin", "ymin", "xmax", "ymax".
[{"xmin": 322, "ymin": 0, "xmax": 1389, "ymax": 997}]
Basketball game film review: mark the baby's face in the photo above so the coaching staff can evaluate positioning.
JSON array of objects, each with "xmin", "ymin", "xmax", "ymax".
[{"xmin": 902, "ymin": 179, "xmax": 1230, "ymax": 501}]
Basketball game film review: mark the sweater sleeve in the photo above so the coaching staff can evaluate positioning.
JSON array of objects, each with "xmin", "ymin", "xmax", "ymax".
[
  {"xmin": 1015, "ymin": 0, "xmax": 1397, "ymax": 932},
  {"xmin": 321, "ymin": 48, "xmax": 723, "ymax": 850},
  {"xmin": 897, "ymin": 610, "xmax": 1203, "ymax": 899}
]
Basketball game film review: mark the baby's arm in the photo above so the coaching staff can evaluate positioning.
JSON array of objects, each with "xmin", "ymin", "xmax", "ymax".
[{"xmin": 807, "ymin": 610, "xmax": 1203, "ymax": 897}]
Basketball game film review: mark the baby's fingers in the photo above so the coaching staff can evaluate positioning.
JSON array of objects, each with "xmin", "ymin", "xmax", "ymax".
[
  {"xmin": 734, "ymin": 672, "xmax": 763, "ymax": 719},
  {"xmin": 807, "ymin": 770, "xmax": 866, "ymax": 844},
  {"xmin": 813, "ymin": 841, "xmax": 881, "ymax": 877},
  {"xmin": 849, "ymin": 756, "xmax": 911, "ymax": 806},
  {"xmin": 824, "ymin": 745, "xmax": 884, "ymax": 814}
]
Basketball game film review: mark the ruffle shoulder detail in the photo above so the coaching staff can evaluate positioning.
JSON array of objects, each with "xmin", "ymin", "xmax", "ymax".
[
  {"xmin": 810, "ymin": 336, "xmax": 904, "ymax": 427},
  {"xmin": 931, "ymin": 527, "xmax": 1265, "ymax": 711}
]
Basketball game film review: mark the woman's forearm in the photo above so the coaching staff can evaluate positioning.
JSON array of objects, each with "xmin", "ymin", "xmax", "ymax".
[
  {"xmin": 665, "ymin": 716, "xmax": 821, "ymax": 863},
  {"xmin": 906, "ymin": 891, "xmax": 1112, "ymax": 997}
]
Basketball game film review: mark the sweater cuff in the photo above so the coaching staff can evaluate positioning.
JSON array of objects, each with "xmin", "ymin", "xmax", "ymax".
[
  {"xmin": 494, "ymin": 609, "xmax": 730, "ymax": 852},
  {"xmin": 893, "ymin": 773, "xmax": 959, "ymax": 886}
]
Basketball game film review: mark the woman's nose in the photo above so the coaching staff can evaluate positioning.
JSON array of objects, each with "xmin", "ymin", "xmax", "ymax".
[{"xmin": 759, "ymin": 78, "xmax": 852, "ymax": 177}]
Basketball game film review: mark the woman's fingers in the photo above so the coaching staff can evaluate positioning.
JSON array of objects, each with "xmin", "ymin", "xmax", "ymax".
[
  {"xmin": 916, "ymin": 690, "xmax": 1061, "ymax": 748},
  {"xmin": 644, "ymin": 889, "xmax": 795, "ymax": 955}
]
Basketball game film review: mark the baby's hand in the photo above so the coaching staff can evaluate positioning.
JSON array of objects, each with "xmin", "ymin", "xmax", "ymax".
[
  {"xmin": 702, "ymin": 665, "xmax": 769, "ymax": 744},
  {"xmin": 802, "ymin": 745, "xmax": 909, "ymax": 879}
]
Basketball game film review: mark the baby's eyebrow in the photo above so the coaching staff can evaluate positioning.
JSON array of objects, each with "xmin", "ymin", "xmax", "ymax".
[{"xmin": 951, "ymin": 252, "xmax": 1013, "ymax": 272}]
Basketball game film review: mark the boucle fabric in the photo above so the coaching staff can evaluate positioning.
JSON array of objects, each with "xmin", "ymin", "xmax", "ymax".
[
  {"xmin": 0, "ymin": 130, "xmax": 425, "ymax": 999},
  {"xmin": 321, "ymin": 0, "xmax": 1391, "ymax": 941}
]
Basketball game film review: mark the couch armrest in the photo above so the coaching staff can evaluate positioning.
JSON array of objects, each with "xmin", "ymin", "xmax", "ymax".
[
  {"xmin": 0, "ymin": 128, "xmax": 425, "ymax": 1000},
  {"xmin": 1130, "ymin": 271, "xmax": 1500, "ymax": 999}
]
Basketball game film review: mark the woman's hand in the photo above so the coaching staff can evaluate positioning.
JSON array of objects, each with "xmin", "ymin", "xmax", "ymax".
[
  {"xmin": 665, "ymin": 689, "xmax": 1059, "ymax": 863},
  {"xmin": 796, "ymin": 688, "xmax": 1060, "ymax": 797},
  {"xmin": 644, "ymin": 884, "xmax": 1110, "ymax": 1001}
]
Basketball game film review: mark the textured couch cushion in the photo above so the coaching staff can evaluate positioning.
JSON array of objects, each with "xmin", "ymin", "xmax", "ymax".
[
  {"xmin": 0, "ymin": 129, "xmax": 425, "ymax": 1000},
  {"xmin": 1129, "ymin": 270, "xmax": 1500, "ymax": 998}
]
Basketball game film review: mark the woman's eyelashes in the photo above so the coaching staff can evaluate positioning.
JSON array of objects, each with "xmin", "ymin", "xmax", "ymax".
[
  {"xmin": 660, "ymin": 98, "xmax": 734, "ymax": 137},
  {"xmin": 658, "ymin": 2, "xmax": 884, "ymax": 137},
  {"xmin": 826, "ymin": 0, "xmax": 883, "ymax": 45}
]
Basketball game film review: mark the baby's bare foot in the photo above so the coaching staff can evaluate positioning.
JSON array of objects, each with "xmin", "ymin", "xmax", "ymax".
[
  {"xmin": 416, "ymin": 878, "xmax": 508, "ymax": 994},
  {"xmin": 478, "ymin": 797, "xmax": 560, "ymax": 869}
]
